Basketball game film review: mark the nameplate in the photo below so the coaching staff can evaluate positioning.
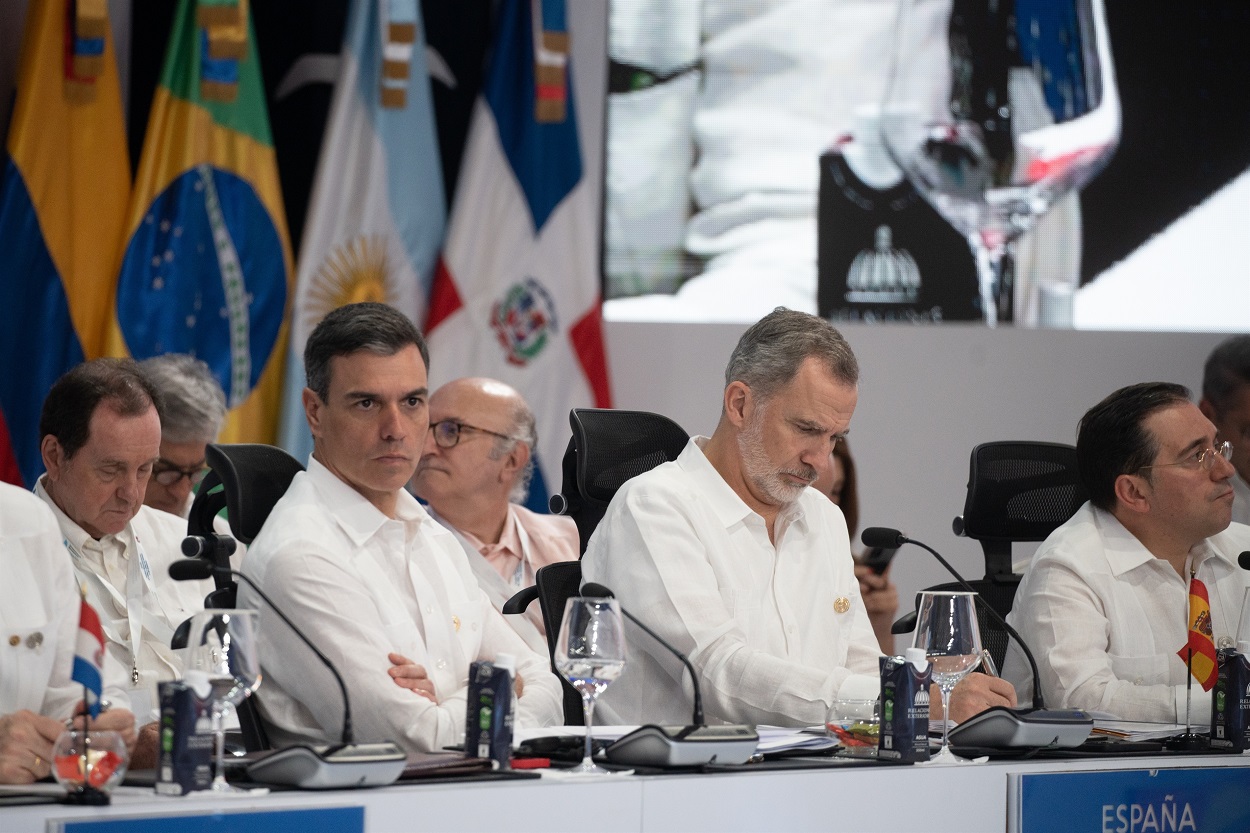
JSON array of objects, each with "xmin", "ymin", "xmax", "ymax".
[
  {"xmin": 1015, "ymin": 766, "xmax": 1250, "ymax": 833},
  {"xmin": 56, "ymin": 806, "xmax": 363, "ymax": 833}
]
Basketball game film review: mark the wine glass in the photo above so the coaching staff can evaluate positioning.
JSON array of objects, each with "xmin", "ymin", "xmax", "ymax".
[
  {"xmin": 183, "ymin": 609, "xmax": 262, "ymax": 792},
  {"xmin": 554, "ymin": 597, "xmax": 627, "ymax": 774},
  {"xmin": 913, "ymin": 590, "xmax": 982, "ymax": 764},
  {"xmin": 880, "ymin": 0, "xmax": 1120, "ymax": 325}
]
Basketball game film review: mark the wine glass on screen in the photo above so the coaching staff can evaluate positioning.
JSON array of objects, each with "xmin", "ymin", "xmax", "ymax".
[
  {"xmin": 880, "ymin": 0, "xmax": 1120, "ymax": 325},
  {"xmin": 555, "ymin": 597, "xmax": 627, "ymax": 774},
  {"xmin": 183, "ymin": 609, "xmax": 262, "ymax": 792},
  {"xmin": 913, "ymin": 590, "xmax": 982, "ymax": 764}
]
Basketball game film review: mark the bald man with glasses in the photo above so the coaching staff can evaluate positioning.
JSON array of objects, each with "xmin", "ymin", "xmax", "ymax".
[
  {"xmin": 1004, "ymin": 382, "xmax": 1250, "ymax": 722},
  {"xmin": 411, "ymin": 378, "xmax": 578, "ymax": 653}
]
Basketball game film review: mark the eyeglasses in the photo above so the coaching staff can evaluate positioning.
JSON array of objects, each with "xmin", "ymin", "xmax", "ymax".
[
  {"xmin": 1138, "ymin": 440, "xmax": 1233, "ymax": 473},
  {"xmin": 430, "ymin": 419, "xmax": 517, "ymax": 449},
  {"xmin": 151, "ymin": 460, "xmax": 209, "ymax": 487}
]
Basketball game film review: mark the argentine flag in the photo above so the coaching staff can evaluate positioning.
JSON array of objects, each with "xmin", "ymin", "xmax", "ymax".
[
  {"xmin": 278, "ymin": 0, "xmax": 446, "ymax": 459},
  {"xmin": 426, "ymin": 0, "xmax": 612, "ymax": 513}
]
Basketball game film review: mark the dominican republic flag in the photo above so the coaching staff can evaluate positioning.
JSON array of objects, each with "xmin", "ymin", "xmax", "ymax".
[
  {"xmin": 0, "ymin": 0, "xmax": 130, "ymax": 486},
  {"xmin": 278, "ymin": 0, "xmax": 446, "ymax": 459},
  {"xmin": 426, "ymin": 0, "xmax": 611, "ymax": 513},
  {"xmin": 72, "ymin": 598, "xmax": 106, "ymax": 718},
  {"xmin": 1177, "ymin": 576, "xmax": 1218, "ymax": 692},
  {"xmin": 109, "ymin": 0, "xmax": 292, "ymax": 444}
]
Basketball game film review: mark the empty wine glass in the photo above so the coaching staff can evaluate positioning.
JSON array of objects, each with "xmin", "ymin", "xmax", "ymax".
[
  {"xmin": 555, "ymin": 597, "xmax": 626, "ymax": 774},
  {"xmin": 880, "ymin": 0, "xmax": 1120, "ymax": 325},
  {"xmin": 183, "ymin": 609, "xmax": 261, "ymax": 792},
  {"xmin": 913, "ymin": 590, "xmax": 982, "ymax": 764}
]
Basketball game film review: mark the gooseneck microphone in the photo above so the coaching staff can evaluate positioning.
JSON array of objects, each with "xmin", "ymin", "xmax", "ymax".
[
  {"xmin": 577, "ymin": 582, "xmax": 758, "ymax": 767},
  {"xmin": 861, "ymin": 527, "xmax": 1046, "ymax": 711},
  {"xmin": 581, "ymin": 582, "xmax": 704, "ymax": 726},
  {"xmin": 169, "ymin": 558, "xmax": 356, "ymax": 745}
]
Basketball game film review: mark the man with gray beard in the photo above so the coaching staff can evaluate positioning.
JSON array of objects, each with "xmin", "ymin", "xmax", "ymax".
[{"xmin": 582, "ymin": 308, "xmax": 1015, "ymax": 727}]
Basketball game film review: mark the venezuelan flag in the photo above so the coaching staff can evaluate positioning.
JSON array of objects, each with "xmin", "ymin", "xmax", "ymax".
[
  {"xmin": 110, "ymin": 0, "xmax": 291, "ymax": 443},
  {"xmin": 0, "ymin": 0, "xmax": 130, "ymax": 487},
  {"xmin": 1177, "ymin": 576, "xmax": 1218, "ymax": 692}
]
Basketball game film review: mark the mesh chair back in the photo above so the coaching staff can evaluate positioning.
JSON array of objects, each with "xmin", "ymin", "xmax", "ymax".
[
  {"xmin": 550, "ymin": 408, "xmax": 689, "ymax": 553},
  {"xmin": 954, "ymin": 441, "xmax": 1087, "ymax": 576},
  {"xmin": 534, "ymin": 561, "xmax": 586, "ymax": 724}
]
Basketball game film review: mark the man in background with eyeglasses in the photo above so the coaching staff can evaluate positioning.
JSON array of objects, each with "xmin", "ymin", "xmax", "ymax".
[
  {"xmin": 138, "ymin": 354, "xmax": 226, "ymax": 518},
  {"xmin": 34, "ymin": 359, "xmax": 211, "ymax": 726},
  {"xmin": 1005, "ymin": 382, "xmax": 1250, "ymax": 722},
  {"xmin": 1201, "ymin": 335, "xmax": 1250, "ymax": 527},
  {"xmin": 411, "ymin": 378, "xmax": 578, "ymax": 653}
]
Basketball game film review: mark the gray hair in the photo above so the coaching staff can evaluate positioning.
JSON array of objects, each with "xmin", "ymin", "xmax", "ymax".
[
  {"xmin": 489, "ymin": 396, "xmax": 538, "ymax": 504},
  {"xmin": 305, "ymin": 303, "xmax": 429, "ymax": 402},
  {"xmin": 1203, "ymin": 335, "xmax": 1250, "ymax": 411},
  {"xmin": 138, "ymin": 354, "xmax": 226, "ymax": 444},
  {"xmin": 725, "ymin": 307, "xmax": 859, "ymax": 403}
]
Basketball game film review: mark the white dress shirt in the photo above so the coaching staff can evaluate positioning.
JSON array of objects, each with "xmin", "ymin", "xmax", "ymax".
[
  {"xmin": 1, "ymin": 483, "xmax": 129, "ymax": 718},
  {"xmin": 1232, "ymin": 471, "xmax": 1250, "ymax": 527},
  {"xmin": 1004, "ymin": 503, "xmax": 1250, "ymax": 722},
  {"xmin": 35, "ymin": 478, "xmax": 209, "ymax": 722},
  {"xmin": 582, "ymin": 437, "xmax": 882, "ymax": 727},
  {"xmin": 240, "ymin": 458, "xmax": 562, "ymax": 754}
]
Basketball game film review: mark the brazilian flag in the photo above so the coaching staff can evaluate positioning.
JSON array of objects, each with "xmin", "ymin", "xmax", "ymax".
[{"xmin": 111, "ymin": 0, "xmax": 291, "ymax": 443}]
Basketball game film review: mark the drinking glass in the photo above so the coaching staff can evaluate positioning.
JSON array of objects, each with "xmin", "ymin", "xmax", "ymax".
[
  {"xmin": 183, "ymin": 609, "xmax": 262, "ymax": 792},
  {"xmin": 913, "ymin": 590, "xmax": 982, "ymax": 763},
  {"xmin": 554, "ymin": 597, "xmax": 627, "ymax": 774},
  {"xmin": 880, "ymin": 0, "xmax": 1120, "ymax": 325}
]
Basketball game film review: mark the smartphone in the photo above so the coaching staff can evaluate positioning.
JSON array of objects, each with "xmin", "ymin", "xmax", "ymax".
[{"xmin": 858, "ymin": 545, "xmax": 897, "ymax": 575}]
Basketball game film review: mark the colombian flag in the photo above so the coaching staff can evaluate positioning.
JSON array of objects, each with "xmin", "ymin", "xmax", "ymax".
[
  {"xmin": 110, "ymin": 0, "xmax": 292, "ymax": 443},
  {"xmin": 1177, "ymin": 576, "xmax": 1218, "ymax": 692},
  {"xmin": 0, "ymin": 0, "xmax": 130, "ymax": 487}
]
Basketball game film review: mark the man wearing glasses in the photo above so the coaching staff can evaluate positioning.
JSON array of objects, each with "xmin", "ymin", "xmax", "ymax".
[
  {"xmin": 137, "ymin": 354, "xmax": 226, "ymax": 519},
  {"xmin": 34, "ymin": 359, "xmax": 211, "ymax": 724},
  {"xmin": 1005, "ymin": 382, "xmax": 1250, "ymax": 722},
  {"xmin": 411, "ymin": 378, "xmax": 579, "ymax": 653}
]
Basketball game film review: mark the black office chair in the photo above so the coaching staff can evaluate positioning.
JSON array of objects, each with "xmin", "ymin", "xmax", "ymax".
[
  {"xmin": 178, "ymin": 443, "xmax": 305, "ymax": 751},
  {"xmin": 535, "ymin": 562, "xmax": 585, "ymax": 725},
  {"xmin": 548, "ymin": 407, "xmax": 689, "ymax": 554},
  {"xmin": 894, "ymin": 441, "xmax": 1087, "ymax": 670}
]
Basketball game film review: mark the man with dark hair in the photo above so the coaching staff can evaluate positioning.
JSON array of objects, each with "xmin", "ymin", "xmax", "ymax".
[
  {"xmin": 139, "ymin": 354, "xmax": 228, "ymax": 518},
  {"xmin": 1006, "ymin": 382, "xmax": 1250, "ymax": 721},
  {"xmin": 35, "ymin": 359, "xmax": 210, "ymax": 723},
  {"xmin": 583, "ymin": 308, "xmax": 1014, "ymax": 726},
  {"xmin": 240, "ymin": 303, "xmax": 561, "ymax": 754},
  {"xmin": 412, "ymin": 378, "xmax": 578, "ymax": 654},
  {"xmin": 1201, "ymin": 335, "xmax": 1250, "ymax": 526}
]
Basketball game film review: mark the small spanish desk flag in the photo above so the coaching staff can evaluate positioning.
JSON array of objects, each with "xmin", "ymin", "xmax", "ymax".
[{"xmin": 1177, "ymin": 576, "xmax": 1219, "ymax": 692}]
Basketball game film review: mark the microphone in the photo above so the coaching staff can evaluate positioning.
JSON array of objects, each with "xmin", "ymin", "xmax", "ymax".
[
  {"xmin": 865, "ymin": 528, "xmax": 1097, "ymax": 750},
  {"xmin": 862, "ymin": 527, "xmax": 1046, "ymax": 711},
  {"xmin": 578, "ymin": 582, "xmax": 758, "ymax": 767},
  {"xmin": 169, "ymin": 556, "xmax": 406, "ymax": 788},
  {"xmin": 580, "ymin": 582, "xmax": 704, "ymax": 725}
]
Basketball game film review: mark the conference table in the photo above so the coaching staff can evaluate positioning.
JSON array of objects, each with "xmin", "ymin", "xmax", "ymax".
[{"xmin": 7, "ymin": 748, "xmax": 1250, "ymax": 833}]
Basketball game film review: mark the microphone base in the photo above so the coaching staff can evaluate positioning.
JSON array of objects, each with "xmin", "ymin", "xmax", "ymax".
[
  {"xmin": 605, "ymin": 725, "xmax": 759, "ymax": 768},
  {"xmin": 245, "ymin": 741, "xmax": 408, "ymax": 789},
  {"xmin": 946, "ymin": 707, "xmax": 1094, "ymax": 749}
]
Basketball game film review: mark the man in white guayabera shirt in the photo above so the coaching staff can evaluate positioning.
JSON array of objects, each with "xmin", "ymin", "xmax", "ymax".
[{"xmin": 241, "ymin": 303, "xmax": 561, "ymax": 754}]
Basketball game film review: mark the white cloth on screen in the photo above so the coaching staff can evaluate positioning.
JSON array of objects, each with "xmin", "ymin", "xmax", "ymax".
[
  {"xmin": 1, "ymin": 483, "xmax": 130, "ymax": 719},
  {"xmin": 1004, "ymin": 503, "xmax": 1250, "ymax": 722},
  {"xmin": 1232, "ymin": 472, "xmax": 1250, "ymax": 527},
  {"xmin": 428, "ymin": 504, "xmax": 578, "ymax": 656},
  {"xmin": 35, "ymin": 478, "xmax": 208, "ymax": 722},
  {"xmin": 582, "ymin": 437, "xmax": 882, "ymax": 727},
  {"xmin": 239, "ymin": 458, "xmax": 562, "ymax": 755}
]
